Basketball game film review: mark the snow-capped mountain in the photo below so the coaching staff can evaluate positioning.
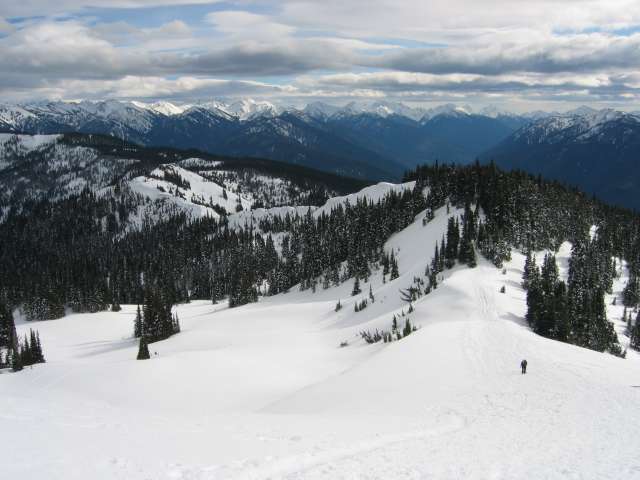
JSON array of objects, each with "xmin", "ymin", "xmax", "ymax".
[
  {"xmin": 131, "ymin": 100, "xmax": 192, "ymax": 116},
  {"xmin": 0, "ymin": 132, "xmax": 366, "ymax": 222},
  {"xmin": 484, "ymin": 109, "xmax": 640, "ymax": 209},
  {"xmin": 510, "ymin": 108, "xmax": 637, "ymax": 145},
  {"xmin": 2, "ymin": 98, "xmax": 638, "ymax": 188}
]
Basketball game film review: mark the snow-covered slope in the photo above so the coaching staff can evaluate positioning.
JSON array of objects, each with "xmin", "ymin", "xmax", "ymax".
[
  {"xmin": 2, "ymin": 194, "xmax": 639, "ymax": 479},
  {"xmin": 0, "ymin": 133, "xmax": 138, "ymax": 209},
  {"xmin": 128, "ymin": 164, "xmax": 251, "ymax": 220},
  {"xmin": 511, "ymin": 108, "xmax": 639, "ymax": 144}
]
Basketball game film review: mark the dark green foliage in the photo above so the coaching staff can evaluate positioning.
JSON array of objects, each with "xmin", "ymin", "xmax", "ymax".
[
  {"xmin": 405, "ymin": 161, "xmax": 638, "ymax": 356},
  {"xmin": 10, "ymin": 325, "xmax": 22, "ymax": 372},
  {"xmin": 20, "ymin": 329, "xmax": 45, "ymax": 366},
  {"xmin": 390, "ymin": 251, "xmax": 400, "ymax": 280},
  {"xmin": 0, "ymin": 304, "xmax": 44, "ymax": 371},
  {"xmin": 141, "ymin": 288, "xmax": 179, "ymax": 343},
  {"xmin": 444, "ymin": 217, "xmax": 460, "ymax": 268},
  {"xmin": 622, "ymin": 274, "xmax": 639, "ymax": 308},
  {"xmin": 133, "ymin": 305, "xmax": 143, "ymax": 338},
  {"xmin": 361, "ymin": 314, "xmax": 417, "ymax": 344},
  {"xmin": 351, "ymin": 277, "xmax": 361, "ymax": 296},
  {"xmin": 137, "ymin": 335, "xmax": 151, "ymax": 360},
  {"xmin": 0, "ymin": 302, "xmax": 12, "ymax": 351},
  {"xmin": 403, "ymin": 318, "xmax": 413, "ymax": 337}
]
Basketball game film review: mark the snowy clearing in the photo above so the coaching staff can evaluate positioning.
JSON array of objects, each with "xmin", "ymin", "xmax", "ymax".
[{"xmin": 2, "ymin": 200, "xmax": 640, "ymax": 480}]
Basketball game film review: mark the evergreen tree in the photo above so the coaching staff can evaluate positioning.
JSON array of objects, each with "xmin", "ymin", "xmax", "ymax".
[
  {"xmin": 351, "ymin": 277, "xmax": 361, "ymax": 296},
  {"xmin": 134, "ymin": 305, "xmax": 143, "ymax": 338},
  {"xmin": 137, "ymin": 334, "xmax": 150, "ymax": 360},
  {"xmin": 10, "ymin": 324, "xmax": 22, "ymax": 372},
  {"xmin": 390, "ymin": 251, "xmax": 400, "ymax": 280}
]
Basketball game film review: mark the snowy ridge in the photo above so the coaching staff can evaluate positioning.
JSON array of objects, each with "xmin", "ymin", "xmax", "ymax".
[
  {"xmin": 315, "ymin": 181, "xmax": 416, "ymax": 217},
  {"xmin": 513, "ymin": 108, "xmax": 640, "ymax": 144},
  {"xmin": 129, "ymin": 164, "xmax": 251, "ymax": 220},
  {"xmin": 2, "ymin": 189, "xmax": 639, "ymax": 479}
]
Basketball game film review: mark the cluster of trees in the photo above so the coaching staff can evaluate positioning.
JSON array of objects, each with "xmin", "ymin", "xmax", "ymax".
[
  {"xmin": 133, "ymin": 288, "xmax": 181, "ymax": 344},
  {"xmin": 2, "ymin": 155, "xmax": 640, "ymax": 357},
  {"xmin": 523, "ymin": 242, "xmax": 622, "ymax": 355},
  {"xmin": 0, "ymin": 303, "xmax": 45, "ymax": 371},
  {"xmin": 405, "ymin": 161, "xmax": 640, "ymax": 355},
  {"xmin": 360, "ymin": 312, "xmax": 416, "ymax": 344}
]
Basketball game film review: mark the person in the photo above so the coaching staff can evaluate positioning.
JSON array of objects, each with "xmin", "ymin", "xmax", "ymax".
[{"xmin": 521, "ymin": 359, "xmax": 528, "ymax": 375}]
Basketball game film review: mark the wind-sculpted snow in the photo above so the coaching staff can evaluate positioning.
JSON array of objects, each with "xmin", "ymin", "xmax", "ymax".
[{"xmin": 3, "ymin": 197, "xmax": 639, "ymax": 479}]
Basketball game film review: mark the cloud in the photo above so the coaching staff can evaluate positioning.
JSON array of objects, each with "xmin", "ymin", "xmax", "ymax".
[
  {"xmin": 0, "ymin": 16, "xmax": 14, "ymax": 34},
  {"xmin": 0, "ymin": 75, "xmax": 296, "ymax": 101},
  {"xmin": 365, "ymin": 33, "xmax": 640, "ymax": 75},
  {"xmin": 205, "ymin": 10, "xmax": 294, "ymax": 41},
  {"xmin": 1, "ymin": 0, "xmax": 640, "ymax": 107}
]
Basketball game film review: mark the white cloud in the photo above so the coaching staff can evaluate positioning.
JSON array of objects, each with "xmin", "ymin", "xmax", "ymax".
[{"xmin": 1, "ymin": 0, "xmax": 640, "ymax": 107}]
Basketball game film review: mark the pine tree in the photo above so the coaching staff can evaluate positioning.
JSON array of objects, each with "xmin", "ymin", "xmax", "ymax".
[
  {"xmin": 390, "ymin": 251, "xmax": 399, "ymax": 280},
  {"xmin": 10, "ymin": 324, "xmax": 22, "ymax": 372},
  {"xmin": 403, "ymin": 318, "xmax": 413, "ymax": 337},
  {"xmin": 522, "ymin": 251, "xmax": 534, "ymax": 289},
  {"xmin": 0, "ymin": 302, "xmax": 12, "ymax": 349},
  {"xmin": 134, "ymin": 305, "xmax": 143, "ymax": 338},
  {"xmin": 137, "ymin": 334, "xmax": 150, "ymax": 360},
  {"xmin": 351, "ymin": 277, "xmax": 361, "ymax": 296}
]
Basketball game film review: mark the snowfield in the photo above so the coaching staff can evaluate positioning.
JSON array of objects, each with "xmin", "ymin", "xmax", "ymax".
[{"xmin": 2, "ymin": 197, "xmax": 640, "ymax": 479}]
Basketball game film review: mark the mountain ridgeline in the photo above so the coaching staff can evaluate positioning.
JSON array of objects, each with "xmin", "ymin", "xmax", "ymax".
[
  {"xmin": 1, "ymin": 138, "xmax": 639, "ymax": 358},
  {"xmin": 0, "ymin": 100, "xmax": 526, "ymax": 180},
  {"xmin": 483, "ymin": 109, "xmax": 640, "ymax": 210},
  {"xmin": 3, "ymin": 100, "xmax": 640, "ymax": 210}
]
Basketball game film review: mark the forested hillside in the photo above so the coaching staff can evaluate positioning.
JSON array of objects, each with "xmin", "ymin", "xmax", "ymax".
[{"xmin": 1, "ymin": 158, "xmax": 639, "ymax": 357}]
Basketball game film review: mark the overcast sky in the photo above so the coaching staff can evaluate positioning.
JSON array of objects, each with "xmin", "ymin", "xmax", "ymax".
[{"xmin": 2, "ymin": 0, "xmax": 640, "ymax": 111}]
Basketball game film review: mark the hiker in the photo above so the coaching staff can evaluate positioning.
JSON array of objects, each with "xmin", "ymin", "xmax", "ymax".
[{"xmin": 521, "ymin": 359, "xmax": 528, "ymax": 374}]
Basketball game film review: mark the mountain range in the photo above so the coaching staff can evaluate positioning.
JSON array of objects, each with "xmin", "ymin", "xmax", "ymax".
[
  {"xmin": 1, "ymin": 99, "xmax": 639, "ymax": 209},
  {"xmin": 0, "ymin": 99, "xmax": 528, "ymax": 180},
  {"xmin": 484, "ymin": 108, "xmax": 640, "ymax": 210}
]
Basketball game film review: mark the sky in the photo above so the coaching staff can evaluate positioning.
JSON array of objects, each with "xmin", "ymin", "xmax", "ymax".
[{"xmin": 1, "ymin": 0, "xmax": 640, "ymax": 111}]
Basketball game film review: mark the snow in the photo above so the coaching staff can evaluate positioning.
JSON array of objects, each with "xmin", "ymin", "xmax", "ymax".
[
  {"xmin": 0, "ymin": 133, "xmax": 60, "ymax": 151},
  {"xmin": 516, "ymin": 108, "xmax": 638, "ymax": 144},
  {"xmin": 2, "ymin": 189, "xmax": 640, "ymax": 479},
  {"xmin": 314, "ymin": 181, "xmax": 416, "ymax": 217},
  {"xmin": 227, "ymin": 98, "xmax": 280, "ymax": 120},
  {"xmin": 131, "ymin": 100, "xmax": 191, "ymax": 116},
  {"xmin": 128, "ymin": 164, "xmax": 252, "ymax": 220}
]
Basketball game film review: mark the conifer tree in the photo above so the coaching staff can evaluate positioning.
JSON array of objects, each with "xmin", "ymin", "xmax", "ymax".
[
  {"xmin": 10, "ymin": 324, "xmax": 22, "ymax": 372},
  {"xmin": 134, "ymin": 305, "xmax": 143, "ymax": 338},
  {"xmin": 351, "ymin": 277, "xmax": 361, "ymax": 296},
  {"xmin": 390, "ymin": 251, "xmax": 399, "ymax": 280},
  {"xmin": 137, "ymin": 334, "xmax": 150, "ymax": 360}
]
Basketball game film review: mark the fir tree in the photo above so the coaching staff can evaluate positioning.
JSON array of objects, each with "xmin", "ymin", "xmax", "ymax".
[
  {"xmin": 351, "ymin": 277, "xmax": 361, "ymax": 296},
  {"xmin": 133, "ymin": 305, "xmax": 143, "ymax": 338},
  {"xmin": 137, "ymin": 334, "xmax": 151, "ymax": 360}
]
